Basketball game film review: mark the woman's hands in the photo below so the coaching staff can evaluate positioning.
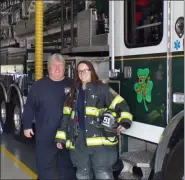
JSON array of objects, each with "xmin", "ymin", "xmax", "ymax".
[
  {"xmin": 57, "ymin": 143, "xmax": 64, "ymax": 149},
  {"xmin": 116, "ymin": 125, "xmax": 126, "ymax": 134},
  {"xmin": 56, "ymin": 126, "xmax": 126, "ymax": 149}
]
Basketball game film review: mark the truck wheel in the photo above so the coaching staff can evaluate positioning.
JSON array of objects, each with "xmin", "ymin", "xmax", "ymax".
[
  {"xmin": 0, "ymin": 89, "xmax": 11, "ymax": 133},
  {"xmin": 164, "ymin": 138, "xmax": 184, "ymax": 180},
  {"xmin": 11, "ymin": 95, "xmax": 24, "ymax": 141}
]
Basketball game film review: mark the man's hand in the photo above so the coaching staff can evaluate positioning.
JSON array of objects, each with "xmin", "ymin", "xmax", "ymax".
[
  {"xmin": 24, "ymin": 129, "xmax": 34, "ymax": 138},
  {"xmin": 57, "ymin": 143, "xmax": 64, "ymax": 149},
  {"xmin": 117, "ymin": 125, "xmax": 126, "ymax": 134}
]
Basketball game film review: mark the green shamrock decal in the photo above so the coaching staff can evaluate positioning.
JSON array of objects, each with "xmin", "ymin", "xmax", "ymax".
[{"xmin": 134, "ymin": 68, "xmax": 153, "ymax": 111}]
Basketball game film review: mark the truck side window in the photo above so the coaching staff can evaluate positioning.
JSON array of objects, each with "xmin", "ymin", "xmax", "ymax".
[{"xmin": 124, "ymin": 0, "xmax": 163, "ymax": 48}]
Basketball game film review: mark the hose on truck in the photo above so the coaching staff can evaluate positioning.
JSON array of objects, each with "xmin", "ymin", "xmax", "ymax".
[{"xmin": 35, "ymin": 0, "xmax": 44, "ymax": 81}]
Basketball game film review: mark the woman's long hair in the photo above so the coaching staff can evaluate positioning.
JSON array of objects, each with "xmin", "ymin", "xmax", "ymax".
[{"xmin": 66, "ymin": 60, "xmax": 102, "ymax": 107}]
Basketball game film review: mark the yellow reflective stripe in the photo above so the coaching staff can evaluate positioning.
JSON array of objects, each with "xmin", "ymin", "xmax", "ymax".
[
  {"xmin": 86, "ymin": 137, "xmax": 118, "ymax": 146},
  {"xmin": 55, "ymin": 131, "xmax": 66, "ymax": 140},
  {"xmin": 63, "ymin": 106, "xmax": 72, "ymax": 115},
  {"xmin": 71, "ymin": 111, "xmax": 75, "ymax": 119},
  {"xmin": 66, "ymin": 140, "xmax": 75, "ymax": 149},
  {"xmin": 109, "ymin": 95, "xmax": 124, "ymax": 109},
  {"xmin": 118, "ymin": 112, "xmax": 133, "ymax": 123},
  {"xmin": 112, "ymin": 112, "xmax": 117, "ymax": 117},
  {"xmin": 86, "ymin": 107, "xmax": 99, "ymax": 116},
  {"xmin": 86, "ymin": 107, "xmax": 107, "ymax": 117}
]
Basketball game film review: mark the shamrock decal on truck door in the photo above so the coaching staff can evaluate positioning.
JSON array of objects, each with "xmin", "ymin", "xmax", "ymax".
[{"xmin": 134, "ymin": 68, "xmax": 153, "ymax": 112}]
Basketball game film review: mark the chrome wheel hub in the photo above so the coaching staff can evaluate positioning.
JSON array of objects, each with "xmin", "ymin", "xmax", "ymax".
[
  {"xmin": 1, "ymin": 101, "xmax": 6, "ymax": 124},
  {"xmin": 13, "ymin": 105, "xmax": 21, "ymax": 132}
]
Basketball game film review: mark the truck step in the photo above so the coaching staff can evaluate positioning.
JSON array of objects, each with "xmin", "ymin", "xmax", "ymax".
[
  {"xmin": 118, "ymin": 172, "xmax": 139, "ymax": 180},
  {"xmin": 120, "ymin": 150, "xmax": 154, "ymax": 168}
]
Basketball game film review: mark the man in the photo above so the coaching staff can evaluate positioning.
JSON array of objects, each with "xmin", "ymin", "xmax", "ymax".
[{"xmin": 22, "ymin": 54, "xmax": 76, "ymax": 180}]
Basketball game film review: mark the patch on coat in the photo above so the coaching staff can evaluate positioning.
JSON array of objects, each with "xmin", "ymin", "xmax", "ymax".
[
  {"xmin": 64, "ymin": 87, "xmax": 71, "ymax": 95},
  {"xmin": 91, "ymin": 94, "xmax": 98, "ymax": 99}
]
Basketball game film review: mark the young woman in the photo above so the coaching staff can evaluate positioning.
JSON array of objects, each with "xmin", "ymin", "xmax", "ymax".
[{"xmin": 55, "ymin": 60, "xmax": 133, "ymax": 180}]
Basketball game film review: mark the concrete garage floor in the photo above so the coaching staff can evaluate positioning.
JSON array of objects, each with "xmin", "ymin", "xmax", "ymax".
[
  {"xmin": 1, "ymin": 133, "xmax": 37, "ymax": 179},
  {"xmin": 0, "ymin": 132, "xmax": 123, "ymax": 180}
]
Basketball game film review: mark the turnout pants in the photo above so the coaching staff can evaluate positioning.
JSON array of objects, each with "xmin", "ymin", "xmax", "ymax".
[
  {"xmin": 36, "ymin": 141, "xmax": 76, "ymax": 180},
  {"xmin": 70, "ymin": 129, "xmax": 117, "ymax": 180}
]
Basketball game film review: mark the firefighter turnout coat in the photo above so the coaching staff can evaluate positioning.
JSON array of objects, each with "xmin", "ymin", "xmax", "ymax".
[{"xmin": 55, "ymin": 82, "xmax": 133, "ymax": 149}]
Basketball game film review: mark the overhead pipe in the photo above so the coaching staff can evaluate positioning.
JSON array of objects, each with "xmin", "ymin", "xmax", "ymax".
[
  {"xmin": 61, "ymin": 0, "xmax": 64, "ymax": 52},
  {"xmin": 35, "ymin": 0, "xmax": 44, "ymax": 81},
  {"xmin": 70, "ymin": 0, "xmax": 74, "ymax": 51},
  {"xmin": 110, "ymin": 0, "xmax": 115, "ymax": 72},
  {"xmin": 0, "ymin": 11, "xmax": 1, "ymax": 75}
]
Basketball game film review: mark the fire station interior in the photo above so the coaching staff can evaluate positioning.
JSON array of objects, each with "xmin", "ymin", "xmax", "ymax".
[
  {"xmin": 0, "ymin": 0, "xmax": 112, "ymax": 179},
  {"xmin": 0, "ymin": 0, "xmax": 182, "ymax": 180}
]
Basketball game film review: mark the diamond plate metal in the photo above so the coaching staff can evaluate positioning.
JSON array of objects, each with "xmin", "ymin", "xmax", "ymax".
[
  {"xmin": 120, "ymin": 150, "xmax": 154, "ymax": 168},
  {"xmin": 118, "ymin": 172, "xmax": 139, "ymax": 180},
  {"xmin": 128, "ymin": 137, "xmax": 157, "ymax": 152},
  {"xmin": 128, "ymin": 137, "xmax": 146, "ymax": 151},
  {"xmin": 141, "ymin": 167, "xmax": 152, "ymax": 180}
]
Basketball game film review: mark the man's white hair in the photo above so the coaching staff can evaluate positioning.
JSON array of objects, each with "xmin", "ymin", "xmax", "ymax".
[{"xmin": 47, "ymin": 53, "xmax": 65, "ymax": 68}]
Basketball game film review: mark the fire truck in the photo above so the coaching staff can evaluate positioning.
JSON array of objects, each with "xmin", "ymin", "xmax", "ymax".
[{"xmin": 0, "ymin": 0, "xmax": 184, "ymax": 179}]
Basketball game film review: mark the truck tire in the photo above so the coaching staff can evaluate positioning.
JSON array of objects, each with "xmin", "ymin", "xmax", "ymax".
[
  {"xmin": 9, "ymin": 94, "xmax": 25, "ymax": 141},
  {"xmin": 12, "ymin": 95, "xmax": 25, "ymax": 141},
  {"xmin": 0, "ymin": 87, "xmax": 11, "ymax": 133},
  {"xmin": 164, "ymin": 138, "xmax": 184, "ymax": 180}
]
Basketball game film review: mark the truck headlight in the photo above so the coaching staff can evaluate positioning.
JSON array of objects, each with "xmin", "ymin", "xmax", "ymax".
[{"xmin": 175, "ymin": 17, "xmax": 184, "ymax": 38}]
